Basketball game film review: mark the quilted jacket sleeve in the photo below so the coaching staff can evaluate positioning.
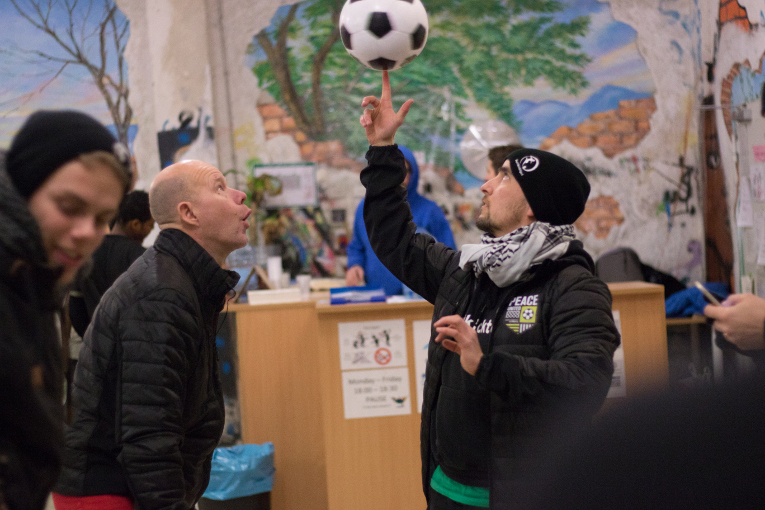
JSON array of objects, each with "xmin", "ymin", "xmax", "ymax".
[
  {"xmin": 360, "ymin": 145, "xmax": 458, "ymax": 303},
  {"xmin": 115, "ymin": 287, "xmax": 199, "ymax": 510}
]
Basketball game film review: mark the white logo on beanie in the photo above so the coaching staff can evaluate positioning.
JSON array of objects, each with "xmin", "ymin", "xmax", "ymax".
[{"xmin": 515, "ymin": 155, "xmax": 539, "ymax": 176}]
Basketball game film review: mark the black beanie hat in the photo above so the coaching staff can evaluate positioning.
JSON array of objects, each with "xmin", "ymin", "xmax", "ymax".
[
  {"xmin": 507, "ymin": 148, "xmax": 590, "ymax": 226},
  {"xmin": 6, "ymin": 110, "xmax": 130, "ymax": 198}
]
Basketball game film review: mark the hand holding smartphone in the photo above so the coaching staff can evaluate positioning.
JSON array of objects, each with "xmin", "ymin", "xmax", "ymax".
[{"xmin": 695, "ymin": 281, "xmax": 722, "ymax": 306}]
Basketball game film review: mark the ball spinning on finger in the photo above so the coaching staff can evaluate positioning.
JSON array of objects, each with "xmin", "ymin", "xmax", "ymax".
[{"xmin": 339, "ymin": 0, "xmax": 429, "ymax": 71}]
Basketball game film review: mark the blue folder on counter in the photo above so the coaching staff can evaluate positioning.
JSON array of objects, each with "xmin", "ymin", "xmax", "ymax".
[{"xmin": 330, "ymin": 286, "xmax": 386, "ymax": 305}]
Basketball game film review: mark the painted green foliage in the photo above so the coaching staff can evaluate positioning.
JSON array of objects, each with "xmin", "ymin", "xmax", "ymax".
[{"xmin": 250, "ymin": 0, "xmax": 590, "ymax": 173}]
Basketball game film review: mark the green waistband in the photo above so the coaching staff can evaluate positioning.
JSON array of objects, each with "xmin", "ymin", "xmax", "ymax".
[{"xmin": 430, "ymin": 466, "xmax": 490, "ymax": 508}]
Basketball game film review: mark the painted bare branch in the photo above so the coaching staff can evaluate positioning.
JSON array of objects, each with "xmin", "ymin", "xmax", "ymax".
[
  {"xmin": 8, "ymin": 0, "xmax": 132, "ymax": 147},
  {"xmin": 256, "ymin": 4, "xmax": 319, "ymax": 138},
  {"xmin": 309, "ymin": 0, "xmax": 343, "ymax": 136}
]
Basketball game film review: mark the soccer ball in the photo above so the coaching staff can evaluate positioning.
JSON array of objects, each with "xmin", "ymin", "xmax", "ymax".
[{"xmin": 339, "ymin": 0, "xmax": 429, "ymax": 71}]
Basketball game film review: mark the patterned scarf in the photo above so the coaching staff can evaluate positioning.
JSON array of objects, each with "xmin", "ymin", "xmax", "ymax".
[{"xmin": 459, "ymin": 222, "xmax": 576, "ymax": 287}]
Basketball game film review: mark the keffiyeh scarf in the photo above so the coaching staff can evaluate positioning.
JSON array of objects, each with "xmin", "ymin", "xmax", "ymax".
[{"xmin": 459, "ymin": 222, "xmax": 576, "ymax": 287}]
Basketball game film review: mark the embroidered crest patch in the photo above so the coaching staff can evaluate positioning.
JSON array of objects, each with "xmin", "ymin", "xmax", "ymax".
[{"xmin": 505, "ymin": 294, "xmax": 539, "ymax": 333}]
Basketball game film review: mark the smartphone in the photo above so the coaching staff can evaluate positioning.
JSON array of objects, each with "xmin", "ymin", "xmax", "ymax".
[{"xmin": 695, "ymin": 281, "xmax": 722, "ymax": 306}]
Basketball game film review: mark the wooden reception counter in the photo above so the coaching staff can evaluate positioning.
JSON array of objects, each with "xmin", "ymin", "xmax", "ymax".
[{"xmin": 229, "ymin": 281, "xmax": 667, "ymax": 510}]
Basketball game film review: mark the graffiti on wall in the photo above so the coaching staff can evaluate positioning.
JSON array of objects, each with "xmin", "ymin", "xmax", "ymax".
[{"xmin": 156, "ymin": 109, "xmax": 217, "ymax": 169}]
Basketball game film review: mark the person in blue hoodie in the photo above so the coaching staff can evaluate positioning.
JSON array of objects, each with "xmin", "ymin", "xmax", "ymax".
[{"xmin": 346, "ymin": 145, "xmax": 456, "ymax": 295}]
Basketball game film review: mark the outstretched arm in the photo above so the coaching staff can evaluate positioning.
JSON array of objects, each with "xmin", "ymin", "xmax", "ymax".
[
  {"xmin": 359, "ymin": 70, "xmax": 413, "ymax": 146},
  {"xmin": 357, "ymin": 71, "xmax": 455, "ymax": 303}
]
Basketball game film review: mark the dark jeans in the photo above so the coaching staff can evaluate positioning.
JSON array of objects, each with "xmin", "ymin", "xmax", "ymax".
[{"xmin": 428, "ymin": 487, "xmax": 487, "ymax": 510}]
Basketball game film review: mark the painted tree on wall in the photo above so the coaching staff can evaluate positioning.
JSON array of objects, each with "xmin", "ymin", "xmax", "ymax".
[
  {"xmin": 251, "ymin": 0, "xmax": 591, "ymax": 172},
  {"xmin": 8, "ymin": 0, "xmax": 132, "ymax": 146}
]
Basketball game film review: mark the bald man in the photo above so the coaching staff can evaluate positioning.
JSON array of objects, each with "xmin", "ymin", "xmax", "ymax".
[{"xmin": 54, "ymin": 160, "xmax": 251, "ymax": 510}]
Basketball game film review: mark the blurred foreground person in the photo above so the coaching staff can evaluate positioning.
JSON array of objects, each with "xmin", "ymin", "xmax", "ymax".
[
  {"xmin": 54, "ymin": 160, "xmax": 250, "ymax": 510},
  {"xmin": 0, "ymin": 110, "xmax": 130, "ymax": 510},
  {"xmin": 523, "ymin": 378, "xmax": 765, "ymax": 509}
]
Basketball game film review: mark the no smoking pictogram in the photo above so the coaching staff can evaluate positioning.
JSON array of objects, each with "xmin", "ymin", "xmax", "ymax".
[{"xmin": 374, "ymin": 347, "xmax": 392, "ymax": 365}]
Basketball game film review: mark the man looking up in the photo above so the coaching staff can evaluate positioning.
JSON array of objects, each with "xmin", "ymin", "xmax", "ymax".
[
  {"xmin": 0, "ymin": 109, "xmax": 130, "ymax": 510},
  {"xmin": 69, "ymin": 190, "xmax": 154, "ymax": 337},
  {"xmin": 357, "ymin": 71, "xmax": 619, "ymax": 509},
  {"xmin": 54, "ymin": 160, "xmax": 251, "ymax": 510}
]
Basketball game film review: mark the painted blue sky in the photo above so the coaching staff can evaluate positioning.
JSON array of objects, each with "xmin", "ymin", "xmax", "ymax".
[
  {"xmin": 510, "ymin": 0, "xmax": 653, "ymax": 103},
  {"xmin": 0, "ymin": 1, "xmax": 128, "ymax": 147}
]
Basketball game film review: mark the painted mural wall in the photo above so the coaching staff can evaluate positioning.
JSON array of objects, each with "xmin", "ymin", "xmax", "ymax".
[
  {"xmin": 227, "ymin": 0, "xmax": 707, "ymax": 284},
  {"xmin": 1, "ymin": 0, "xmax": 717, "ymax": 286}
]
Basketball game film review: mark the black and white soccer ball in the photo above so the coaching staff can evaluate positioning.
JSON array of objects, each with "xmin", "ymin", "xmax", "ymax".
[{"xmin": 339, "ymin": 0, "xmax": 429, "ymax": 71}]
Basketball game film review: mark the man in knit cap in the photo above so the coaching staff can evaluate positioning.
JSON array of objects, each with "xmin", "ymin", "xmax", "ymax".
[
  {"xmin": 357, "ymin": 71, "xmax": 619, "ymax": 509},
  {"xmin": 0, "ymin": 110, "xmax": 131, "ymax": 510}
]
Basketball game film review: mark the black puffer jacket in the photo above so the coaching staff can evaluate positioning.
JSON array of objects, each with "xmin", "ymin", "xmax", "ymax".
[
  {"xmin": 55, "ymin": 228, "xmax": 238, "ymax": 510},
  {"xmin": 0, "ymin": 161, "xmax": 64, "ymax": 510},
  {"xmin": 361, "ymin": 145, "xmax": 620, "ymax": 509}
]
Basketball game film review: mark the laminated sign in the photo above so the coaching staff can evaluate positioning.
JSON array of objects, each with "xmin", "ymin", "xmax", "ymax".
[
  {"xmin": 341, "ymin": 367, "xmax": 411, "ymax": 419},
  {"xmin": 338, "ymin": 319, "xmax": 411, "ymax": 418}
]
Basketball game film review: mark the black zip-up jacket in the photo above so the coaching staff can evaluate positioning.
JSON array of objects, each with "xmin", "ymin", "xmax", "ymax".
[
  {"xmin": 360, "ymin": 145, "xmax": 620, "ymax": 508},
  {"xmin": 55, "ymin": 228, "xmax": 239, "ymax": 510},
  {"xmin": 0, "ymin": 161, "xmax": 64, "ymax": 510}
]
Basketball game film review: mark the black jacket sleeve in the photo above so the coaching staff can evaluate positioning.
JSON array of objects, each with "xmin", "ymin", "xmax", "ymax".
[{"xmin": 360, "ymin": 145, "xmax": 458, "ymax": 302}]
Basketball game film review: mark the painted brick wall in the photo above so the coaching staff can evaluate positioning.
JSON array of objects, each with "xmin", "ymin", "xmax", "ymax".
[
  {"xmin": 719, "ymin": 0, "xmax": 751, "ymax": 31},
  {"xmin": 574, "ymin": 195, "xmax": 626, "ymax": 239},
  {"xmin": 539, "ymin": 97, "xmax": 656, "ymax": 158},
  {"xmin": 257, "ymin": 102, "xmax": 363, "ymax": 170},
  {"xmin": 720, "ymin": 54, "xmax": 765, "ymax": 138},
  {"xmin": 256, "ymin": 101, "xmax": 466, "ymax": 194}
]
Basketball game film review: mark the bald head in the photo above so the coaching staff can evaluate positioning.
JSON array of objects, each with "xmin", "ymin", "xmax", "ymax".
[{"xmin": 149, "ymin": 159, "xmax": 214, "ymax": 227}]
